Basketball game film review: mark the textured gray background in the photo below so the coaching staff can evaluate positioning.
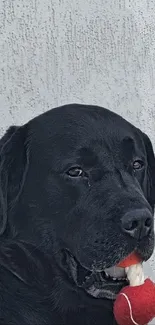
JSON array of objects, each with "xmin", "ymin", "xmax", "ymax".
[{"xmin": 0, "ymin": 0, "xmax": 155, "ymax": 306}]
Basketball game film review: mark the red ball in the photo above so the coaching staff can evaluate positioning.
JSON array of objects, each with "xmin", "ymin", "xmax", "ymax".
[{"xmin": 114, "ymin": 279, "xmax": 155, "ymax": 325}]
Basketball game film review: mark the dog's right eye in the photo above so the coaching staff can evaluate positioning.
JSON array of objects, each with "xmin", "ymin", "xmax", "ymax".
[{"xmin": 67, "ymin": 167, "xmax": 84, "ymax": 178}]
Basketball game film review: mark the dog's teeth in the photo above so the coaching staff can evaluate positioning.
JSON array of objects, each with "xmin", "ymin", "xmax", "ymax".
[
  {"xmin": 104, "ymin": 266, "xmax": 126, "ymax": 278},
  {"xmin": 105, "ymin": 272, "xmax": 110, "ymax": 278},
  {"xmin": 103, "ymin": 270, "xmax": 127, "ymax": 282}
]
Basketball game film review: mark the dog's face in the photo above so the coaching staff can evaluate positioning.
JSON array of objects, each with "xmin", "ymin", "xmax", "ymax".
[{"xmin": 0, "ymin": 104, "xmax": 155, "ymax": 301}]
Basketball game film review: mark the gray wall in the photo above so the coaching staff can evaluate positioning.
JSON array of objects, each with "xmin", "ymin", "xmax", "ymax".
[{"xmin": 0, "ymin": 0, "xmax": 155, "ymax": 290}]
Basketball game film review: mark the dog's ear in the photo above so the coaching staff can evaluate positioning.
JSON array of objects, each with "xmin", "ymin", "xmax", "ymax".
[
  {"xmin": 0, "ymin": 240, "xmax": 52, "ymax": 287},
  {"xmin": 142, "ymin": 132, "xmax": 155, "ymax": 210},
  {"xmin": 0, "ymin": 125, "xmax": 29, "ymax": 235}
]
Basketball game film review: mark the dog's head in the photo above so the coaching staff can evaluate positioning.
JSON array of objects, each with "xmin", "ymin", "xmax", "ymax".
[{"xmin": 0, "ymin": 104, "xmax": 155, "ymax": 300}]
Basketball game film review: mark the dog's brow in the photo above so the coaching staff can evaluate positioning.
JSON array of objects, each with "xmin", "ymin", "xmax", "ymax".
[
  {"xmin": 77, "ymin": 147, "xmax": 98, "ymax": 167},
  {"xmin": 122, "ymin": 136, "xmax": 135, "ymax": 152}
]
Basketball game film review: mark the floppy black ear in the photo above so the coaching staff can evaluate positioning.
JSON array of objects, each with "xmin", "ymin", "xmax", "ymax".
[
  {"xmin": 0, "ymin": 240, "xmax": 52, "ymax": 287},
  {"xmin": 0, "ymin": 125, "xmax": 29, "ymax": 235},
  {"xmin": 142, "ymin": 132, "xmax": 155, "ymax": 210}
]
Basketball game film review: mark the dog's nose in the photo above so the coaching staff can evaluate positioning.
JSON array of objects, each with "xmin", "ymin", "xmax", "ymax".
[{"xmin": 121, "ymin": 209, "xmax": 153, "ymax": 240}]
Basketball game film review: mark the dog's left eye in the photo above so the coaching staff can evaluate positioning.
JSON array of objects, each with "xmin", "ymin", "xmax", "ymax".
[
  {"xmin": 67, "ymin": 167, "xmax": 84, "ymax": 177},
  {"xmin": 132, "ymin": 159, "xmax": 144, "ymax": 170}
]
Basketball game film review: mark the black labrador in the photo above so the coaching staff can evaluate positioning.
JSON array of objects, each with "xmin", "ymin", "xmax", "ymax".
[{"xmin": 0, "ymin": 104, "xmax": 155, "ymax": 325}]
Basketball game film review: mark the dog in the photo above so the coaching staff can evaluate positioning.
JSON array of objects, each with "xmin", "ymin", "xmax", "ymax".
[{"xmin": 0, "ymin": 103, "xmax": 155, "ymax": 325}]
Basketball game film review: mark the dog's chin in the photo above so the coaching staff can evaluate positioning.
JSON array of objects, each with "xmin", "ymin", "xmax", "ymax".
[{"xmin": 64, "ymin": 250, "xmax": 129, "ymax": 300}]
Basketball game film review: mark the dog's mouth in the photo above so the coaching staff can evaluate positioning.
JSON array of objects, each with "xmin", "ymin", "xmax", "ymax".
[{"xmin": 64, "ymin": 250, "xmax": 128, "ymax": 300}]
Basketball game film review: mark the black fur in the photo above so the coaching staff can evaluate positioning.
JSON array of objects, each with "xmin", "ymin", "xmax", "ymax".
[{"xmin": 0, "ymin": 104, "xmax": 155, "ymax": 325}]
